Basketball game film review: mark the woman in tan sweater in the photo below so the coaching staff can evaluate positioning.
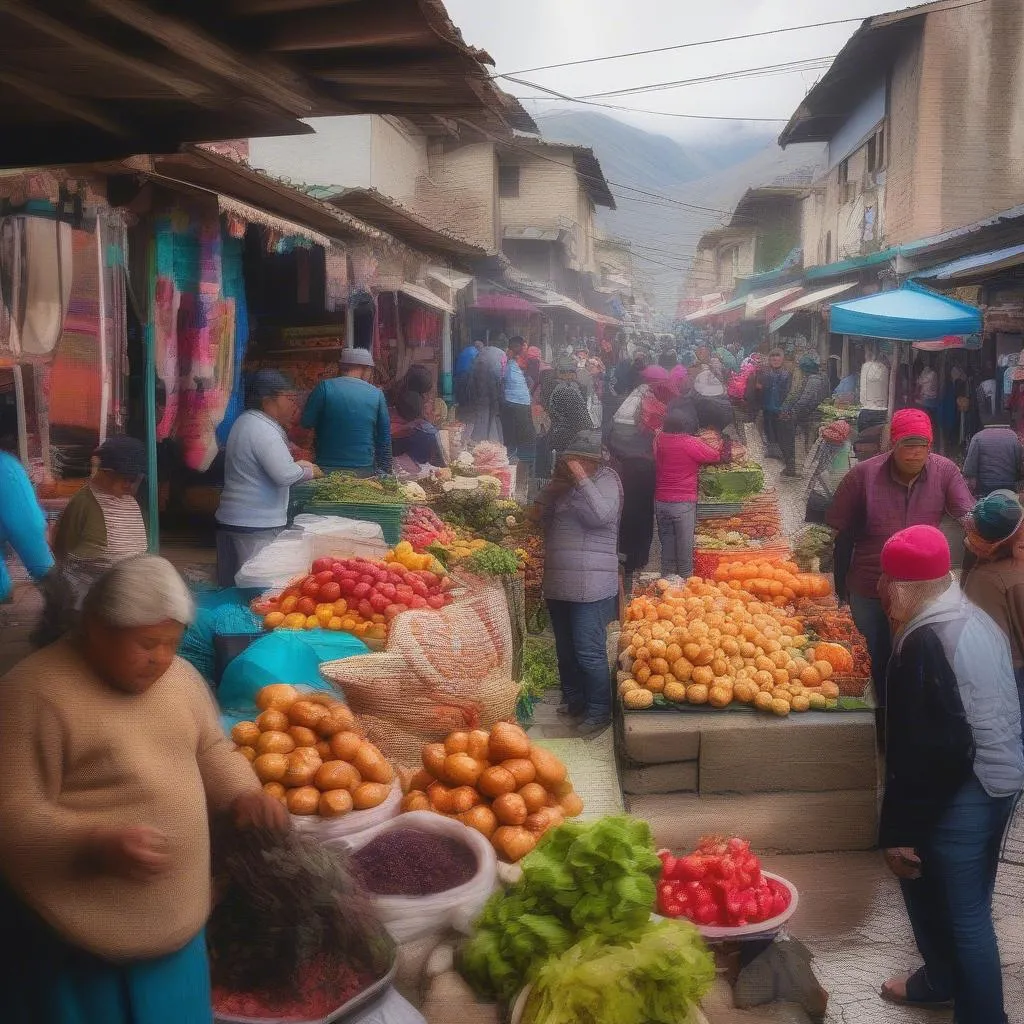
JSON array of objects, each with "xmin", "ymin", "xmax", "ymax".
[{"xmin": 0, "ymin": 555, "xmax": 287, "ymax": 1024}]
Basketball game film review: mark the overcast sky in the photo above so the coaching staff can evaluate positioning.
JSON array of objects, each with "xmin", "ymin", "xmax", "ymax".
[{"xmin": 444, "ymin": 0, "xmax": 925, "ymax": 140}]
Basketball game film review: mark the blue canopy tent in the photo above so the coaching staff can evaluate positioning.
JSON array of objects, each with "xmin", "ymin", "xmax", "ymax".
[{"xmin": 829, "ymin": 281, "xmax": 982, "ymax": 340}]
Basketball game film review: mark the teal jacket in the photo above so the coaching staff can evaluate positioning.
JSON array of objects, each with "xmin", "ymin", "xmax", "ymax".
[
  {"xmin": 0, "ymin": 452, "xmax": 54, "ymax": 599},
  {"xmin": 301, "ymin": 376, "xmax": 392, "ymax": 473}
]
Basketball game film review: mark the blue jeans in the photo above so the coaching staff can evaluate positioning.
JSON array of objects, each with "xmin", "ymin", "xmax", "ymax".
[
  {"xmin": 899, "ymin": 776, "xmax": 1015, "ymax": 1023},
  {"xmin": 547, "ymin": 595, "xmax": 618, "ymax": 725},
  {"xmin": 655, "ymin": 500, "xmax": 697, "ymax": 578},
  {"xmin": 849, "ymin": 592, "xmax": 892, "ymax": 707}
]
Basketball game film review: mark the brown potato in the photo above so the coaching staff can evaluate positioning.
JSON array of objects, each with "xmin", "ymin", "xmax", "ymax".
[
  {"xmin": 459, "ymin": 805, "xmax": 498, "ymax": 839},
  {"xmin": 525, "ymin": 807, "xmax": 564, "ymax": 835},
  {"xmin": 492, "ymin": 825, "xmax": 537, "ymax": 862},
  {"xmin": 558, "ymin": 791, "xmax": 584, "ymax": 817},
  {"xmin": 529, "ymin": 748, "xmax": 567, "ymax": 789},
  {"xmin": 317, "ymin": 704, "xmax": 356, "ymax": 738},
  {"xmin": 318, "ymin": 789, "xmax": 354, "ymax": 818},
  {"xmin": 315, "ymin": 760, "xmax": 361, "ymax": 792},
  {"xmin": 478, "ymin": 766, "xmax": 517, "ymax": 798},
  {"xmin": 286, "ymin": 786, "xmax": 320, "ymax": 815},
  {"xmin": 401, "ymin": 791, "xmax": 431, "ymax": 813},
  {"xmin": 422, "ymin": 743, "xmax": 447, "ymax": 778},
  {"xmin": 329, "ymin": 731, "xmax": 362, "ymax": 762},
  {"xmin": 427, "ymin": 781, "xmax": 454, "ymax": 813},
  {"xmin": 443, "ymin": 753, "xmax": 484, "ymax": 787},
  {"xmin": 255, "ymin": 683, "xmax": 299, "ymax": 712},
  {"xmin": 492, "ymin": 792, "xmax": 528, "ymax": 826},
  {"xmin": 517, "ymin": 782, "xmax": 548, "ymax": 814},
  {"xmin": 501, "ymin": 758, "xmax": 537, "ymax": 787},
  {"xmin": 407, "ymin": 768, "xmax": 435, "ymax": 793},
  {"xmin": 466, "ymin": 729, "xmax": 491, "ymax": 761},
  {"xmin": 315, "ymin": 740, "xmax": 333, "ymax": 760},
  {"xmin": 282, "ymin": 749, "xmax": 322, "ymax": 788},
  {"xmin": 237, "ymin": 745, "xmax": 257, "ymax": 763},
  {"xmin": 444, "ymin": 731, "xmax": 470, "ymax": 755},
  {"xmin": 352, "ymin": 782, "xmax": 391, "ymax": 810},
  {"xmin": 231, "ymin": 721, "xmax": 260, "ymax": 747},
  {"xmin": 253, "ymin": 752, "xmax": 288, "ymax": 783},
  {"xmin": 288, "ymin": 725, "xmax": 319, "ymax": 748},
  {"xmin": 353, "ymin": 744, "xmax": 394, "ymax": 785},
  {"xmin": 489, "ymin": 722, "xmax": 531, "ymax": 761},
  {"xmin": 262, "ymin": 781, "xmax": 286, "ymax": 800},
  {"xmin": 255, "ymin": 731, "xmax": 295, "ymax": 756},
  {"xmin": 288, "ymin": 700, "xmax": 329, "ymax": 730},
  {"xmin": 256, "ymin": 709, "xmax": 290, "ymax": 733},
  {"xmin": 448, "ymin": 785, "xmax": 481, "ymax": 814},
  {"xmin": 306, "ymin": 692, "xmax": 337, "ymax": 707}
]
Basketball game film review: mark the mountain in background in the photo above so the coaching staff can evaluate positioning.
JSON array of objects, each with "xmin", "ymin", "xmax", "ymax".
[{"xmin": 528, "ymin": 107, "xmax": 825, "ymax": 320}]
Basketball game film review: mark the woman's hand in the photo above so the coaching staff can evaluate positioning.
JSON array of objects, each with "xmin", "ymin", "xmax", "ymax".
[
  {"xmin": 87, "ymin": 825, "xmax": 170, "ymax": 881},
  {"xmin": 884, "ymin": 847, "xmax": 922, "ymax": 879},
  {"xmin": 564, "ymin": 458, "xmax": 589, "ymax": 484},
  {"xmin": 231, "ymin": 790, "xmax": 291, "ymax": 833}
]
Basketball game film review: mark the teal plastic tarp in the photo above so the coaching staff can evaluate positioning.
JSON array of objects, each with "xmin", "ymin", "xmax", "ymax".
[{"xmin": 829, "ymin": 282, "xmax": 982, "ymax": 341}]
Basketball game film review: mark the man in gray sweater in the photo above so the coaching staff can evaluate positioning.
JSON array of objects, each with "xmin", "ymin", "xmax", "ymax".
[{"xmin": 963, "ymin": 415, "xmax": 1023, "ymax": 497}]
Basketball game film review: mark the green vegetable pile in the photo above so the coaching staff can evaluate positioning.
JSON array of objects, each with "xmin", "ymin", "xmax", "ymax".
[
  {"xmin": 433, "ymin": 488, "xmax": 525, "ymax": 541},
  {"xmin": 460, "ymin": 817, "xmax": 662, "ymax": 1002},
  {"xmin": 516, "ymin": 636, "xmax": 559, "ymax": 725},
  {"xmin": 465, "ymin": 543, "xmax": 521, "ymax": 577},
  {"xmin": 699, "ymin": 463, "xmax": 765, "ymax": 501},
  {"xmin": 793, "ymin": 523, "xmax": 836, "ymax": 572},
  {"xmin": 309, "ymin": 472, "xmax": 407, "ymax": 506},
  {"xmin": 521, "ymin": 921, "xmax": 715, "ymax": 1024}
]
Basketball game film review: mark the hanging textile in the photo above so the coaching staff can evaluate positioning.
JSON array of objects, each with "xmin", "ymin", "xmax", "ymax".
[{"xmin": 215, "ymin": 235, "xmax": 250, "ymax": 447}]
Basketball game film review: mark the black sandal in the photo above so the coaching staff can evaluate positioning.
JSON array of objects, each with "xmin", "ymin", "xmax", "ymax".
[{"xmin": 880, "ymin": 967, "xmax": 954, "ymax": 1008}]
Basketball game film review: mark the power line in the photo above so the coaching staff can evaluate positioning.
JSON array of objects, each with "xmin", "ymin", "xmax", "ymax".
[
  {"xmin": 506, "ymin": 75, "xmax": 791, "ymax": 123},
  {"xmin": 580, "ymin": 56, "xmax": 836, "ymax": 100},
  {"xmin": 493, "ymin": 0, "xmax": 992, "ymax": 77}
]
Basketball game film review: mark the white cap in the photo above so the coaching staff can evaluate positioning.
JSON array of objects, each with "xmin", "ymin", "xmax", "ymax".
[{"xmin": 340, "ymin": 347, "xmax": 374, "ymax": 368}]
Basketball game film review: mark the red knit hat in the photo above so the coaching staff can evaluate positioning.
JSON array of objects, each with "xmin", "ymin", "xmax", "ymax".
[
  {"xmin": 890, "ymin": 407, "xmax": 933, "ymax": 446},
  {"xmin": 880, "ymin": 525, "xmax": 950, "ymax": 581}
]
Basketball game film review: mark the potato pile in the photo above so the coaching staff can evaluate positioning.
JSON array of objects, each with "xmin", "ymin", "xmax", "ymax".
[
  {"xmin": 231, "ymin": 684, "xmax": 394, "ymax": 818},
  {"xmin": 619, "ymin": 578, "xmax": 842, "ymax": 717},
  {"xmin": 401, "ymin": 723, "xmax": 583, "ymax": 862}
]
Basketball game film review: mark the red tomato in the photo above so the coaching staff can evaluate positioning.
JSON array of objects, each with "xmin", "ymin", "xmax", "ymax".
[
  {"xmin": 357, "ymin": 599, "xmax": 375, "ymax": 619},
  {"xmin": 409, "ymin": 579, "xmax": 428, "ymax": 598},
  {"xmin": 338, "ymin": 577, "xmax": 357, "ymax": 596},
  {"xmin": 301, "ymin": 577, "xmax": 320, "ymax": 598},
  {"xmin": 369, "ymin": 592, "xmax": 390, "ymax": 613},
  {"xmin": 297, "ymin": 597, "xmax": 317, "ymax": 617},
  {"xmin": 419, "ymin": 572, "xmax": 441, "ymax": 589},
  {"xmin": 352, "ymin": 582, "xmax": 371, "ymax": 600},
  {"xmin": 281, "ymin": 586, "xmax": 301, "ymax": 600},
  {"xmin": 377, "ymin": 582, "xmax": 397, "ymax": 602},
  {"xmin": 319, "ymin": 581, "xmax": 341, "ymax": 602},
  {"xmin": 395, "ymin": 585, "xmax": 414, "ymax": 603},
  {"xmin": 311, "ymin": 558, "xmax": 334, "ymax": 574},
  {"xmin": 315, "ymin": 570, "xmax": 334, "ymax": 586},
  {"xmin": 409, "ymin": 595, "xmax": 428, "ymax": 609},
  {"xmin": 383, "ymin": 603, "xmax": 405, "ymax": 621},
  {"xmin": 338, "ymin": 570, "xmax": 358, "ymax": 582},
  {"xmin": 358, "ymin": 574, "xmax": 375, "ymax": 587},
  {"xmin": 427, "ymin": 594, "xmax": 446, "ymax": 610}
]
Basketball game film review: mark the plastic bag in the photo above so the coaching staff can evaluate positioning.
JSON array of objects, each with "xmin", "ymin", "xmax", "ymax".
[
  {"xmin": 216, "ymin": 630, "xmax": 367, "ymax": 729},
  {"xmin": 290, "ymin": 780, "xmax": 403, "ymax": 842},
  {"xmin": 234, "ymin": 529, "xmax": 313, "ymax": 590},
  {"xmin": 348, "ymin": 987, "xmax": 425, "ymax": 1024},
  {"xmin": 293, "ymin": 514, "xmax": 389, "ymax": 562},
  {"xmin": 331, "ymin": 812, "xmax": 499, "ymax": 945},
  {"xmin": 319, "ymin": 579, "xmax": 518, "ymax": 770}
]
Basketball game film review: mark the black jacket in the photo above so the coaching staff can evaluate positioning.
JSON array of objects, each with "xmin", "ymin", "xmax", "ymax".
[{"xmin": 879, "ymin": 623, "xmax": 976, "ymax": 849}]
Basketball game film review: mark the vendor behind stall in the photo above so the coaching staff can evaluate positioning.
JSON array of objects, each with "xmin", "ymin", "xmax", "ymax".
[
  {"xmin": 216, "ymin": 370, "xmax": 320, "ymax": 589},
  {"xmin": 53, "ymin": 436, "xmax": 149, "ymax": 609},
  {"xmin": 391, "ymin": 391, "xmax": 445, "ymax": 467},
  {"xmin": 0, "ymin": 554, "xmax": 287, "ymax": 1024},
  {"xmin": 301, "ymin": 348, "xmax": 392, "ymax": 475}
]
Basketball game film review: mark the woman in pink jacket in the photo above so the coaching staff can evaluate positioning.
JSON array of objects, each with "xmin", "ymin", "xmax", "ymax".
[{"xmin": 654, "ymin": 405, "xmax": 728, "ymax": 578}]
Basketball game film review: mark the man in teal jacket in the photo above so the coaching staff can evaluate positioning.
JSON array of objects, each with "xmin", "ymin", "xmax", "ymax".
[{"xmin": 301, "ymin": 348, "xmax": 392, "ymax": 475}]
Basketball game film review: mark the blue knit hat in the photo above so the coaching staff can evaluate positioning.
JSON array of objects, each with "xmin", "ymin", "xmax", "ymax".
[{"xmin": 972, "ymin": 490, "xmax": 1024, "ymax": 543}]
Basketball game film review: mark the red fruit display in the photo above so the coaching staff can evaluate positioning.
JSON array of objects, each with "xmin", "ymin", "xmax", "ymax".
[{"xmin": 656, "ymin": 836, "xmax": 792, "ymax": 929}]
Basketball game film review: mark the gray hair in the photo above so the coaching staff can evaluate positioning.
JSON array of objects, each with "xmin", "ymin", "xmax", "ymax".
[{"xmin": 82, "ymin": 555, "xmax": 196, "ymax": 628}]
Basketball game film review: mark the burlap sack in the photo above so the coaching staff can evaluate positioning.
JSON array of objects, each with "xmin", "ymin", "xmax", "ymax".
[{"xmin": 320, "ymin": 578, "xmax": 517, "ymax": 770}]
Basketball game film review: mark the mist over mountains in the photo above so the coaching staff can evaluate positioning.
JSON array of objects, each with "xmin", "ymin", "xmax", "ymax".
[{"xmin": 529, "ymin": 107, "xmax": 825, "ymax": 318}]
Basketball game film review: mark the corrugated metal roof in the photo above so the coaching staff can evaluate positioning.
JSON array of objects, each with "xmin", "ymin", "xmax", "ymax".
[{"xmin": 913, "ymin": 243, "xmax": 1024, "ymax": 282}]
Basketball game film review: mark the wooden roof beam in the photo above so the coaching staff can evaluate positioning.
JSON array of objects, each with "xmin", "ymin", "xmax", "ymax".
[
  {"xmin": 257, "ymin": 6, "xmax": 436, "ymax": 52},
  {"xmin": 86, "ymin": 0, "xmax": 317, "ymax": 116},
  {"xmin": 0, "ymin": 2, "xmax": 208, "ymax": 100},
  {"xmin": 0, "ymin": 70, "xmax": 129, "ymax": 136}
]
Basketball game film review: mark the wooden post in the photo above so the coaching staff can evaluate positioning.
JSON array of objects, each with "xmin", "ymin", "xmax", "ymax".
[
  {"xmin": 441, "ymin": 310, "xmax": 453, "ymax": 402},
  {"xmin": 144, "ymin": 240, "xmax": 159, "ymax": 553},
  {"xmin": 12, "ymin": 363, "xmax": 28, "ymax": 465},
  {"xmin": 96, "ymin": 214, "xmax": 110, "ymax": 445}
]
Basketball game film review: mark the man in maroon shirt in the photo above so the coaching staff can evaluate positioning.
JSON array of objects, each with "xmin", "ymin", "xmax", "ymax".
[{"xmin": 826, "ymin": 408, "xmax": 974, "ymax": 719}]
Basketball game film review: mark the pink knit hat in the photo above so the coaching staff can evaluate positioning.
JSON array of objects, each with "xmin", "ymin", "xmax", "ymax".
[
  {"xmin": 880, "ymin": 525, "xmax": 950, "ymax": 581},
  {"xmin": 890, "ymin": 408, "xmax": 933, "ymax": 446}
]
